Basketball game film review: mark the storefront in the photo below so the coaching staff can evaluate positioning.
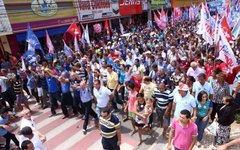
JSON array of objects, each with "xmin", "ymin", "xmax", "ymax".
[{"xmin": 3, "ymin": 0, "xmax": 78, "ymax": 56}]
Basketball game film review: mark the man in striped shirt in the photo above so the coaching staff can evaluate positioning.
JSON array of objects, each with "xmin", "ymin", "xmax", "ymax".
[
  {"xmin": 152, "ymin": 82, "xmax": 173, "ymax": 136},
  {"xmin": 99, "ymin": 107, "xmax": 121, "ymax": 150}
]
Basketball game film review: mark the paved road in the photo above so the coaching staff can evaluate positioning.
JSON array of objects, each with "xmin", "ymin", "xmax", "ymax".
[{"xmin": 8, "ymin": 99, "xmax": 240, "ymax": 150}]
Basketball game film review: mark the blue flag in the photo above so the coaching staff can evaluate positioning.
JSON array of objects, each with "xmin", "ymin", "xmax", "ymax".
[{"xmin": 26, "ymin": 24, "xmax": 45, "ymax": 56}]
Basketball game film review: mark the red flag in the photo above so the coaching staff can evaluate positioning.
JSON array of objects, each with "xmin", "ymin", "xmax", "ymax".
[
  {"xmin": 174, "ymin": 7, "xmax": 182, "ymax": 20},
  {"xmin": 46, "ymin": 30, "xmax": 54, "ymax": 54},
  {"xmin": 104, "ymin": 20, "xmax": 110, "ymax": 39},
  {"xmin": 221, "ymin": 16, "xmax": 233, "ymax": 42},
  {"xmin": 63, "ymin": 22, "xmax": 81, "ymax": 44},
  {"xmin": 225, "ymin": 3, "xmax": 230, "ymax": 16}
]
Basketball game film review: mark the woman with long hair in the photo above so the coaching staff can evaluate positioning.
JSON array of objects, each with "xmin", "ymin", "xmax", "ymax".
[{"xmin": 196, "ymin": 91, "xmax": 213, "ymax": 147}]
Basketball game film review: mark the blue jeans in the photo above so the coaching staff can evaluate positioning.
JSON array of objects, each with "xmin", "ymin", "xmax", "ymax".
[
  {"xmin": 96, "ymin": 106, "xmax": 105, "ymax": 118},
  {"xmin": 196, "ymin": 116, "xmax": 209, "ymax": 142}
]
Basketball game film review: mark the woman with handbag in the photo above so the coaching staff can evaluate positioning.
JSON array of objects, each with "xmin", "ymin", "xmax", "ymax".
[
  {"xmin": 216, "ymin": 96, "xmax": 237, "ymax": 146},
  {"xmin": 196, "ymin": 91, "xmax": 213, "ymax": 147}
]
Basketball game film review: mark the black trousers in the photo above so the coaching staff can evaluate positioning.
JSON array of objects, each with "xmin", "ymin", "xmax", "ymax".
[
  {"xmin": 211, "ymin": 102, "xmax": 224, "ymax": 121},
  {"xmin": 30, "ymin": 88, "xmax": 39, "ymax": 103},
  {"xmin": 82, "ymin": 100, "xmax": 97, "ymax": 130},
  {"xmin": 1, "ymin": 90, "xmax": 14, "ymax": 109},
  {"xmin": 3, "ymin": 131, "xmax": 19, "ymax": 150},
  {"xmin": 73, "ymin": 94, "xmax": 84, "ymax": 115},
  {"xmin": 109, "ymin": 89, "xmax": 123, "ymax": 110},
  {"xmin": 102, "ymin": 136, "xmax": 120, "ymax": 150},
  {"xmin": 61, "ymin": 92, "xmax": 74, "ymax": 116}
]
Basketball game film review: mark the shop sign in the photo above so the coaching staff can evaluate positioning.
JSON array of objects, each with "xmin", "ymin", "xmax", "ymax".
[
  {"xmin": 0, "ymin": 0, "xmax": 12, "ymax": 36},
  {"xmin": 31, "ymin": 0, "xmax": 58, "ymax": 17},
  {"xmin": 118, "ymin": 0, "xmax": 142, "ymax": 15},
  {"xmin": 77, "ymin": 0, "xmax": 120, "ymax": 21}
]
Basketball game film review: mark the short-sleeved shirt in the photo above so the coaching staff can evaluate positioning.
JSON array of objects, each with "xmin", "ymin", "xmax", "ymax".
[
  {"xmin": 128, "ymin": 90, "xmax": 138, "ymax": 112},
  {"xmin": 20, "ymin": 134, "xmax": 47, "ymax": 150},
  {"xmin": 0, "ymin": 116, "xmax": 8, "ymax": 136},
  {"xmin": 140, "ymin": 82, "xmax": 156, "ymax": 99},
  {"xmin": 173, "ymin": 93, "xmax": 196, "ymax": 118},
  {"xmin": 197, "ymin": 100, "xmax": 213, "ymax": 117},
  {"xmin": 107, "ymin": 71, "xmax": 118, "ymax": 90},
  {"xmin": 171, "ymin": 119, "xmax": 198, "ymax": 150},
  {"xmin": 94, "ymin": 86, "xmax": 112, "ymax": 108},
  {"xmin": 46, "ymin": 76, "xmax": 58, "ymax": 93},
  {"xmin": 100, "ymin": 114, "xmax": 121, "ymax": 138},
  {"xmin": 192, "ymin": 81, "xmax": 214, "ymax": 99},
  {"xmin": 152, "ymin": 89, "xmax": 173, "ymax": 109}
]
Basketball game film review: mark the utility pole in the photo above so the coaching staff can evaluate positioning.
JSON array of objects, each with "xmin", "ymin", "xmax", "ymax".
[{"xmin": 147, "ymin": 0, "xmax": 152, "ymax": 27}]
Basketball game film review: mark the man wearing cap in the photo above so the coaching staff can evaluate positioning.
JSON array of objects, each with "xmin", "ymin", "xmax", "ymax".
[
  {"xmin": 171, "ymin": 83, "xmax": 197, "ymax": 120},
  {"xmin": 19, "ymin": 126, "xmax": 47, "ymax": 150},
  {"xmin": 192, "ymin": 73, "xmax": 214, "ymax": 100}
]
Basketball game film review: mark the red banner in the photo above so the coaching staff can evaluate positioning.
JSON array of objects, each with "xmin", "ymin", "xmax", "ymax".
[{"xmin": 119, "ymin": 0, "xmax": 142, "ymax": 16}]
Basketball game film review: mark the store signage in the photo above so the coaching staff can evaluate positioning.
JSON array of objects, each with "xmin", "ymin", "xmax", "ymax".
[
  {"xmin": 118, "ymin": 0, "xmax": 142, "ymax": 15},
  {"xmin": 31, "ymin": 0, "xmax": 58, "ymax": 17},
  {"xmin": 77, "ymin": 0, "xmax": 120, "ymax": 21}
]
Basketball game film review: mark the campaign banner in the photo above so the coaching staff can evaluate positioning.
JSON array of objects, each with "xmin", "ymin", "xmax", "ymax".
[
  {"xmin": 4, "ymin": 0, "xmax": 78, "ymax": 33},
  {"xmin": 77, "ymin": 0, "xmax": 120, "ymax": 21},
  {"xmin": 207, "ymin": 1, "xmax": 223, "ymax": 15},
  {"xmin": 118, "ymin": 0, "xmax": 142, "ymax": 16},
  {"xmin": 0, "ymin": 0, "xmax": 12, "ymax": 36},
  {"xmin": 142, "ymin": 0, "xmax": 148, "ymax": 11}
]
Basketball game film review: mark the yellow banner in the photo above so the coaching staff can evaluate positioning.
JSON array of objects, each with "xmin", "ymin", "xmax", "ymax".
[
  {"xmin": 171, "ymin": 0, "xmax": 204, "ymax": 8},
  {"xmin": 5, "ymin": 0, "xmax": 77, "ymax": 24}
]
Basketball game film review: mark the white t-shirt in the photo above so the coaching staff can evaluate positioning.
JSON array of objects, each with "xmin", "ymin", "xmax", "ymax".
[
  {"xmin": 93, "ymin": 86, "xmax": 111, "ymax": 108},
  {"xmin": 173, "ymin": 92, "xmax": 196, "ymax": 119},
  {"xmin": 192, "ymin": 81, "xmax": 214, "ymax": 99},
  {"xmin": 20, "ymin": 118, "xmax": 37, "ymax": 145},
  {"xmin": 20, "ymin": 118, "xmax": 36, "ymax": 130},
  {"xmin": 20, "ymin": 134, "xmax": 47, "ymax": 150},
  {"xmin": 186, "ymin": 67, "xmax": 205, "ymax": 80}
]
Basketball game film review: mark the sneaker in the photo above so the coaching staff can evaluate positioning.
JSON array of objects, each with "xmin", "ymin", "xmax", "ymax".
[
  {"xmin": 34, "ymin": 103, "xmax": 39, "ymax": 106},
  {"xmin": 27, "ymin": 95, "xmax": 31, "ymax": 99},
  {"xmin": 83, "ymin": 129, "xmax": 87, "ymax": 135},
  {"xmin": 48, "ymin": 114, "xmax": 57, "ymax": 117}
]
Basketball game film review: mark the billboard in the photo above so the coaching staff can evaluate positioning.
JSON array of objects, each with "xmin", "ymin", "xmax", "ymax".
[
  {"xmin": 171, "ymin": 0, "xmax": 204, "ymax": 8},
  {"xmin": 4, "ymin": 0, "xmax": 78, "ymax": 33},
  {"xmin": 76, "ymin": 0, "xmax": 120, "ymax": 21},
  {"xmin": 0, "ymin": 0, "xmax": 12, "ymax": 36},
  {"xmin": 118, "ymin": 0, "xmax": 142, "ymax": 16}
]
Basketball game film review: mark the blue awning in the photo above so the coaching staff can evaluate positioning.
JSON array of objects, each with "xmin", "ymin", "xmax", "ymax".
[{"xmin": 16, "ymin": 25, "xmax": 68, "ymax": 41}]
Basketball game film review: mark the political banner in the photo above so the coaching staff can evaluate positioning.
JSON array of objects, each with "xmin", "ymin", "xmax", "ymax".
[
  {"xmin": 0, "ymin": 0, "xmax": 12, "ymax": 36},
  {"xmin": 118, "ymin": 0, "xmax": 142, "ymax": 15},
  {"xmin": 77, "ymin": 0, "xmax": 120, "ymax": 21}
]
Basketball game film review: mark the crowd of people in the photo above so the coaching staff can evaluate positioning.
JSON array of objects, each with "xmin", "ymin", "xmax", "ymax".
[{"xmin": 0, "ymin": 10, "xmax": 240, "ymax": 150}]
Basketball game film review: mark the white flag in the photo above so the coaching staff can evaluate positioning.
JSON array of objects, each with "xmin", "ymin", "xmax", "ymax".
[
  {"xmin": 119, "ymin": 19, "xmax": 124, "ymax": 35},
  {"xmin": 197, "ymin": 3, "xmax": 207, "ymax": 35},
  {"xmin": 84, "ymin": 24, "xmax": 90, "ymax": 45},
  {"xmin": 74, "ymin": 35, "xmax": 80, "ymax": 52},
  {"xmin": 217, "ymin": 26, "xmax": 237, "ymax": 73},
  {"xmin": 21, "ymin": 58, "xmax": 26, "ymax": 71}
]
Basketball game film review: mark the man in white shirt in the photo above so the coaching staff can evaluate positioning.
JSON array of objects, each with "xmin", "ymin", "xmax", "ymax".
[
  {"xmin": 19, "ymin": 126, "xmax": 47, "ymax": 150},
  {"xmin": 93, "ymin": 79, "xmax": 113, "ymax": 118},
  {"xmin": 192, "ymin": 73, "xmax": 214, "ymax": 100},
  {"xmin": 186, "ymin": 62, "xmax": 205, "ymax": 81},
  {"xmin": 171, "ymin": 83, "xmax": 197, "ymax": 121},
  {"xmin": 20, "ymin": 109, "xmax": 46, "ymax": 145}
]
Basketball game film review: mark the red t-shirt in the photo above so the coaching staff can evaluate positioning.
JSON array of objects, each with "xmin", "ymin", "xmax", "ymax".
[
  {"xmin": 205, "ymin": 64, "xmax": 214, "ymax": 80},
  {"xmin": 108, "ymin": 51, "xmax": 120, "ymax": 61},
  {"xmin": 131, "ymin": 76, "xmax": 142, "ymax": 92}
]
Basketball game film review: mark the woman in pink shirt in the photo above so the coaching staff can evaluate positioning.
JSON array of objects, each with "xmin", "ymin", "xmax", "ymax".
[{"xmin": 124, "ymin": 81, "xmax": 138, "ymax": 135}]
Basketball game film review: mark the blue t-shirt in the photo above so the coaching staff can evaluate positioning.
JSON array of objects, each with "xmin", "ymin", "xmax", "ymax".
[
  {"xmin": 0, "ymin": 116, "xmax": 8, "ymax": 136},
  {"xmin": 119, "ymin": 70, "xmax": 126, "ymax": 84},
  {"xmin": 27, "ymin": 74, "xmax": 36, "ymax": 89},
  {"xmin": 61, "ymin": 81, "xmax": 70, "ymax": 93},
  {"xmin": 47, "ymin": 77, "xmax": 58, "ymax": 93}
]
